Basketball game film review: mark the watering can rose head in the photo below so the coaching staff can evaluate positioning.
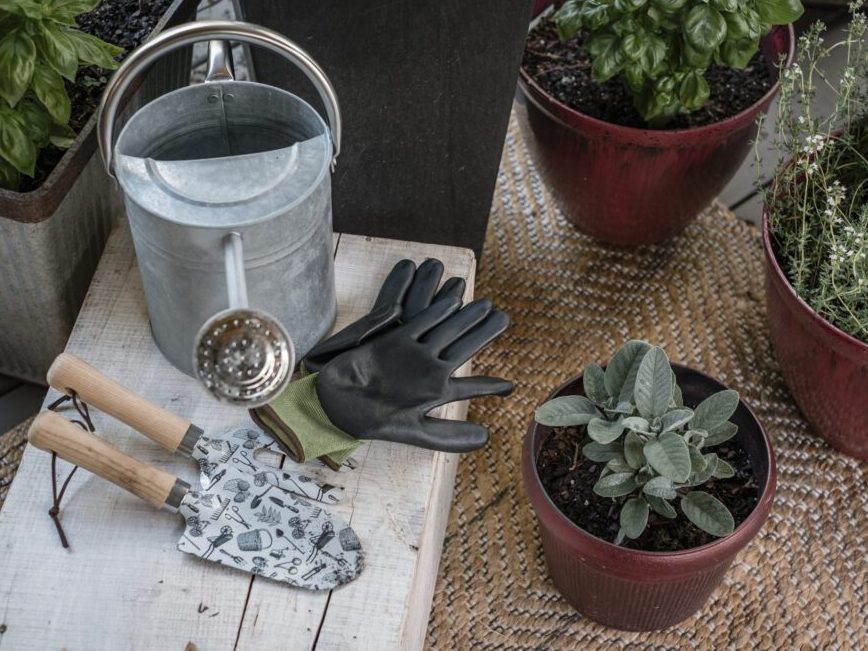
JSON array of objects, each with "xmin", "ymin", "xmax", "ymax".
[
  {"xmin": 0, "ymin": 0, "xmax": 123, "ymax": 190},
  {"xmin": 552, "ymin": 0, "xmax": 804, "ymax": 123},
  {"xmin": 535, "ymin": 341, "xmax": 741, "ymax": 544}
]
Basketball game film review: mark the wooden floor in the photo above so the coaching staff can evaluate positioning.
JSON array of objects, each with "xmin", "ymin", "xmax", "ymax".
[{"xmin": 0, "ymin": 5, "xmax": 855, "ymax": 433}]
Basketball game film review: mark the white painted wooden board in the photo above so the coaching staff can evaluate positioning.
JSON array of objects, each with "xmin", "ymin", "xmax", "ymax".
[{"xmin": 0, "ymin": 223, "xmax": 475, "ymax": 651}]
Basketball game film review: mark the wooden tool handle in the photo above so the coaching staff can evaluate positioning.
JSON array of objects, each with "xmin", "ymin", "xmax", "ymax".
[
  {"xmin": 28, "ymin": 411, "xmax": 181, "ymax": 509},
  {"xmin": 47, "ymin": 353, "xmax": 193, "ymax": 453}
]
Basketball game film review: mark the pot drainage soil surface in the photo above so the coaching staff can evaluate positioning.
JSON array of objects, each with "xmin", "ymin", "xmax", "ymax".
[
  {"xmin": 536, "ymin": 425, "xmax": 760, "ymax": 552},
  {"xmin": 20, "ymin": 0, "xmax": 176, "ymax": 192},
  {"xmin": 522, "ymin": 17, "xmax": 774, "ymax": 130}
]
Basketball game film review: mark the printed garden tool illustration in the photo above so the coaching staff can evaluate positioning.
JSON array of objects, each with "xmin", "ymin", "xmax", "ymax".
[
  {"xmin": 46, "ymin": 353, "xmax": 344, "ymax": 505},
  {"xmin": 28, "ymin": 412, "xmax": 364, "ymax": 590}
]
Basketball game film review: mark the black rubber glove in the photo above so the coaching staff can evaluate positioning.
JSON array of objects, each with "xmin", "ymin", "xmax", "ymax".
[
  {"xmin": 303, "ymin": 258, "xmax": 466, "ymax": 372},
  {"xmin": 317, "ymin": 296, "xmax": 513, "ymax": 452}
]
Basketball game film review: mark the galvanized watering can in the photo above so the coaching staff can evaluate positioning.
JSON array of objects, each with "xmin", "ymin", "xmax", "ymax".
[{"xmin": 97, "ymin": 21, "xmax": 341, "ymax": 407}]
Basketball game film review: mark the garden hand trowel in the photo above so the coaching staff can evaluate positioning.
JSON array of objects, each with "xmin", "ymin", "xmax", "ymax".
[
  {"xmin": 46, "ymin": 353, "xmax": 344, "ymax": 504},
  {"xmin": 28, "ymin": 412, "xmax": 364, "ymax": 590}
]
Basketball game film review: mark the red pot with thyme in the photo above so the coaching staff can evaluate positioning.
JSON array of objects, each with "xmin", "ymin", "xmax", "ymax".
[
  {"xmin": 522, "ymin": 342, "xmax": 776, "ymax": 630},
  {"xmin": 516, "ymin": 1, "xmax": 797, "ymax": 245}
]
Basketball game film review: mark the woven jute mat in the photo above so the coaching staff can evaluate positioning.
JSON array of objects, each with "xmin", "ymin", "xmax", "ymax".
[
  {"xmin": 0, "ymin": 416, "xmax": 31, "ymax": 512},
  {"xmin": 425, "ymin": 119, "xmax": 868, "ymax": 650}
]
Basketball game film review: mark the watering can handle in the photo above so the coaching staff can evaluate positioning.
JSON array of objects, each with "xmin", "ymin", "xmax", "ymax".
[{"xmin": 97, "ymin": 20, "xmax": 341, "ymax": 177}]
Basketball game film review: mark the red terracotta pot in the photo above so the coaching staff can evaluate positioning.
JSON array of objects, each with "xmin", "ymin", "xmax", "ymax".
[
  {"xmin": 516, "ymin": 4, "xmax": 794, "ymax": 245},
  {"xmin": 522, "ymin": 365, "xmax": 776, "ymax": 631},
  {"xmin": 763, "ymin": 214, "xmax": 868, "ymax": 459}
]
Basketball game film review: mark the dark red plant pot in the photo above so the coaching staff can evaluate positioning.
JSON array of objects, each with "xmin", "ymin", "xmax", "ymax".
[
  {"xmin": 763, "ymin": 214, "xmax": 868, "ymax": 459},
  {"xmin": 522, "ymin": 365, "xmax": 776, "ymax": 631},
  {"xmin": 516, "ymin": 3, "xmax": 794, "ymax": 245}
]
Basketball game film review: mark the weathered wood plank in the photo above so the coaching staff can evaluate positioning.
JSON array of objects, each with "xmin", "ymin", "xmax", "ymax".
[{"xmin": 0, "ymin": 225, "xmax": 475, "ymax": 651}]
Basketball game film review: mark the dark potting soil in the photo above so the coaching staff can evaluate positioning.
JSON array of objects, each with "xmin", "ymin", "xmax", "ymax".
[
  {"xmin": 536, "ymin": 425, "xmax": 759, "ymax": 552},
  {"xmin": 522, "ymin": 17, "xmax": 775, "ymax": 130},
  {"xmin": 19, "ymin": 0, "xmax": 175, "ymax": 192}
]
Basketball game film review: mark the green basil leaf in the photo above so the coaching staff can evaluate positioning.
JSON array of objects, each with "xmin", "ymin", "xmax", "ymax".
[
  {"xmin": 37, "ymin": 23, "xmax": 79, "ymax": 82},
  {"xmin": 30, "ymin": 64, "xmax": 70, "ymax": 124},
  {"xmin": 46, "ymin": 0, "xmax": 102, "ymax": 24},
  {"xmin": 681, "ymin": 491, "xmax": 735, "ymax": 537},
  {"xmin": 719, "ymin": 39, "xmax": 760, "ymax": 68},
  {"xmin": 49, "ymin": 121, "xmax": 76, "ymax": 148},
  {"xmin": 684, "ymin": 5, "xmax": 728, "ymax": 53},
  {"xmin": 678, "ymin": 70, "xmax": 710, "ymax": 110},
  {"xmin": 0, "ymin": 28, "xmax": 37, "ymax": 107},
  {"xmin": 0, "ymin": 109, "xmax": 36, "ymax": 176},
  {"xmin": 64, "ymin": 29, "xmax": 123, "ymax": 69},
  {"xmin": 553, "ymin": 0, "xmax": 584, "ymax": 41},
  {"xmin": 0, "ymin": 0, "xmax": 42, "ymax": 19},
  {"xmin": 0, "ymin": 158, "xmax": 20, "ymax": 191},
  {"xmin": 756, "ymin": 0, "xmax": 804, "ymax": 25},
  {"xmin": 588, "ymin": 33, "xmax": 625, "ymax": 82},
  {"xmin": 15, "ymin": 98, "xmax": 52, "ymax": 147}
]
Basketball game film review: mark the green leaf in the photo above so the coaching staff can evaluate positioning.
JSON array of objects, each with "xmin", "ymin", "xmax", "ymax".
[
  {"xmin": 646, "ymin": 494, "xmax": 677, "ymax": 518},
  {"xmin": 582, "ymin": 441, "xmax": 621, "ymax": 463},
  {"xmin": 0, "ymin": 28, "xmax": 37, "ymax": 107},
  {"xmin": 30, "ymin": 65, "xmax": 70, "ymax": 124},
  {"xmin": 692, "ymin": 390, "xmax": 740, "ymax": 432},
  {"xmin": 49, "ymin": 121, "xmax": 76, "ymax": 148},
  {"xmin": 719, "ymin": 39, "xmax": 759, "ymax": 68},
  {"xmin": 653, "ymin": 0, "xmax": 688, "ymax": 10},
  {"xmin": 579, "ymin": 0, "xmax": 611, "ymax": 31},
  {"xmin": 704, "ymin": 421, "xmax": 738, "ymax": 447},
  {"xmin": 672, "ymin": 381, "xmax": 683, "ymax": 407},
  {"xmin": 604, "ymin": 340, "xmax": 651, "ymax": 402},
  {"xmin": 553, "ymin": 1, "xmax": 584, "ymax": 41},
  {"xmin": 643, "ymin": 475, "xmax": 677, "ymax": 499},
  {"xmin": 756, "ymin": 0, "xmax": 804, "ymax": 25},
  {"xmin": 621, "ymin": 33, "xmax": 646, "ymax": 61},
  {"xmin": 604, "ymin": 401, "xmax": 634, "ymax": 416},
  {"xmin": 681, "ymin": 491, "xmax": 735, "ymax": 537},
  {"xmin": 689, "ymin": 453, "xmax": 719, "ymax": 485},
  {"xmin": 0, "ymin": 110, "xmax": 36, "ymax": 176},
  {"xmin": 678, "ymin": 71, "xmax": 710, "ymax": 111},
  {"xmin": 45, "ymin": 0, "xmax": 102, "ymax": 24},
  {"xmin": 712, "ymin": 0, "xmax": 737, "ymax": 11},
  {"xmin": 682, "ymin": 41, "xmax": 713, "ymax": 68},
  {"xmin": 661, "ymin": 408, "xmax": 694, "ymax": 432},
  {"xmin": 634, "ymin": 347, "xmax": 672, "ymax": 419},
  {"xmin": 620, "ymin": 497, "xmax": 649, "ymax": 539},
  {"xmin": 15, "ymin": 98, "xmax": 52, "ymax": 147},
  {"xmin": 688, "ymin": 443, "xmax": 707, "ymax": 474},
  {"xmin": 724, "ymin": 11, "xmax": 752, "ymax": 40},
  {"xmin": 593, "ymin": 472, "xmax": 637, "ymax": 498},
  {"xmin": 535, "ymin": 395, "xmax": 598, "ymax": 427},
  {"xmin": 623, "ymin": 431, "xmax": 645, "ymax": 469},
  {"xmin": 644, "ymin": 431, "xmax": 691, "ymax": 482},
  {"xmin": 64, "ymin": 29, "xmax": 123, "ymax": 69},
  {"xmin": 623, "ymin": 416, "xmax": 651, "ymax": 434},
  {"xmin": 638, "ymin": 34, "xmax": 667, "ymax": 75},
  {"xmin": 684, "ymin": 5, "xmax": 727, "ymax": 53},
  {"xmin": 587, "ymin": 33, "xmax": 625, "ymax": 82},
  {"xmin": 685, "ymin": 429, "xmax": 709, "ymax": 449},
  {"xmin": 37, "ymin": 23, "xmax": 79, "ymax": 82},
  {"xmin": 712, "ymin": 457, "xmax": 735, "ymax": 479},
  {"xmin": 0, "ymin": 158, "xmax": 20, "ymax": 191},
  {"xmin": 607, "ymin": 455, "xmax": 633, "ymax": 473},
  {"xmin": 0, "ymin": 0, "xmax": 42, "ymax": 18},
  {"xmin": 587, "ymin": 416, "xmax": 625, "ymax": 444},
  {"xmin": 582, "ymin": 363, "xmax": 609, "ymax": 404}
]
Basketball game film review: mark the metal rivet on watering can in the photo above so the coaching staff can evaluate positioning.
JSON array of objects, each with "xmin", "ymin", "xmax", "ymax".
[{"xmin": 97, "ymin": 22, "xmax": 342, "ymax": 406}]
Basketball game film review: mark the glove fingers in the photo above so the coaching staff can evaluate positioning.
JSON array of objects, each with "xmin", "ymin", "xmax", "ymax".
[
  {"xmin": 402, "ymin": 258, "xmax": 444, "ymax": 319},
  {"xmin": 371, "ymin": 259, "xmax": 417, "ymax": 312},
  {"xmin": 448, "ymin": 376, "xmax": 514, "ymax": 402},
  {"xmin": 416, "ymin": 417, "xmax": 491, "ymax": 452},
  {"xmin": 433, "ymin": 276, "xmax": 466, "ymax": 304},
  {"xmin": 404, "ymin": 295, "xmax": 462, "ymax": 339},
  {"xmin": 421, "ymin": 299, "xmax": 492, "ymax": 352},
  {"xmin": 303, "ymin": 304, "xmax": 401, "ymax": 371},
  {"xmin": 440, "ymin": 309, "xmax": 510, "ymax": 366}
]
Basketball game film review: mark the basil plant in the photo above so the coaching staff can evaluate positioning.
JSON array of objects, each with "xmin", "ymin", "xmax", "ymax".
[
  {"xmin": 0, "ymin": 0, "xmax": 123, "ymax": 190},
  {"xmin": 536, "ymin": 340, "xmax": 742, "ymax": 544},
  {"xmin": 553, "ymin": 0, "xmax": 804, "ymax": 123}
]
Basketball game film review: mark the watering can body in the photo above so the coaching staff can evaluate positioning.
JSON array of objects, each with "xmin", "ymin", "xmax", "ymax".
[{"xmin": 99, "ymin": 23, "xmax": 340, "ymax": 379}]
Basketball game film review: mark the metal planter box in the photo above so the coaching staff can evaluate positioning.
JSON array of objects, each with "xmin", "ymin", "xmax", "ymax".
[{"xmin": 0, "ymin": 0, "xmax": 198, "ymax": 384}]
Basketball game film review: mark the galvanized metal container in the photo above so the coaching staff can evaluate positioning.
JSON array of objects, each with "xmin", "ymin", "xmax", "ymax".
[
  {"xmin": 98, "ymin": 21, "xmax": 340, "ymax": 379},
  {"xmin": 0, "ymin": 0, "xmax": 198, "ymax": 384}
]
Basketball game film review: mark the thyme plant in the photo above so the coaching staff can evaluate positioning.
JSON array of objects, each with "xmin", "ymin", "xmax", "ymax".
[
  {"xmin": 536, "ymin": 341, "xmax": 739, "ymax": 544},
  {"xmin": 552, "ymin": 0, "xmax": 804, "ymax": 123},
  {"xmin": 759, "ymin": 2, "xmax": 868, "ymax": 341},
  {"xmin": 0, "ymin": 0, "xmax": 123, "ymax": 190}
]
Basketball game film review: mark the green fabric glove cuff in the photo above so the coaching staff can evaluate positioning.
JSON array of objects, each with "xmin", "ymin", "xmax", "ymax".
[{"xmin": 250, "ymin": 372, "xmax": 361, "ymax": 469}]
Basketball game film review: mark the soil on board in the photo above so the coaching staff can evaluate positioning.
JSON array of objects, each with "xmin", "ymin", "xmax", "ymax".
[
  {"xmin": 522, "ymin": 17, "xmax": 775, "ymax": 130},
  {"xmin": 19, "ymin": 0, "xmax": 176, "ymax": 192},
  {"xmin": 536, "ymin": 425, "xmax": 759, "ymax": 552}
]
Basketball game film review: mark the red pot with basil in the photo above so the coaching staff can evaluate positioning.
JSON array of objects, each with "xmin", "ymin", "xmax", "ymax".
[
  {"xmin": 763, "ymin": 214, "xmax": 868, "ymax": 460},
  {"xmin": 522, "ymin": 358, "xmax": 776, "ymax": 631},
  {"xmin": 516, "ymin": 2, "xmax": 796, "ymax": 245}
]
